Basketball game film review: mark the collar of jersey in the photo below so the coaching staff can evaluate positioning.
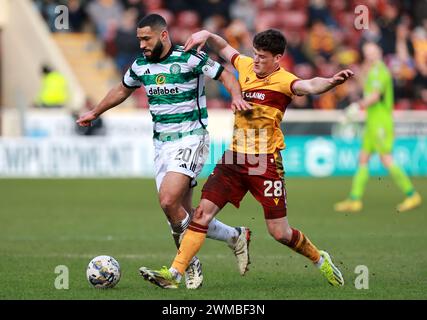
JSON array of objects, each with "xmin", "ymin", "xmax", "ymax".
[{"xmin": 256, "ymin": 65, "xmax": 281, "ymax": 79}]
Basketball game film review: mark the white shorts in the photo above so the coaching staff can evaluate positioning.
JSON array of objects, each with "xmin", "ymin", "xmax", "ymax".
[{"xmin": 153, "ymin": 133, "xmax": 210, "ymax": 191}]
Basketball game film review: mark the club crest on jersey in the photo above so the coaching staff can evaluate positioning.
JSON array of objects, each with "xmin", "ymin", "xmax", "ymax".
[
  {"xmin": 170, "ymin": 64, "xmax": 181, "ymax": 75},
  {"xmin": 156, "ymin": 74, "xmax": 166, "ymax": 85}
]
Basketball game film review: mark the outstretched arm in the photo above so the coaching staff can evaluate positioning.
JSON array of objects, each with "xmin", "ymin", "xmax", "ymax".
[
  {"xmin": 76, "ymin": 83, "xmax": 134, "ymax": 127},
  {"xmin": 293, "ymin": 69, "xmax": 354, "ymax": 96},
  {"xmin": 184, "ymin": 30, "xmax": 239, "ymax": 64}
]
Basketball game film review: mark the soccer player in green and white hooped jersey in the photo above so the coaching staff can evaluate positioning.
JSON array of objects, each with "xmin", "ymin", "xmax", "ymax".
[
  {"xmin": 77, "ymin": 14, "xmax": 252, "ymax": 289},
  {"xmin": 335, "ymin": 42, "xmax": 422, "ymax": 213}
]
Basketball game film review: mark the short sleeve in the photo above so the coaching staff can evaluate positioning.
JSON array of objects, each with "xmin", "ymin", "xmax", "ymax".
[
  {"xmin": 282, "ymin": 71, "xmax": 301, "ymax": 97},
  {"xmin": 231, "ymin": 54, "xmax": 253, "ymax": 73},
  {"xmin": 123, "ymin": 62, "xmax": 143, "ymax": 89}
]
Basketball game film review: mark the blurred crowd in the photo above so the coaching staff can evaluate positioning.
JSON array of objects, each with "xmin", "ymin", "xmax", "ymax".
[{"xmin": 34, "ymin": 0, "xmax": 427, "ymax": 110}]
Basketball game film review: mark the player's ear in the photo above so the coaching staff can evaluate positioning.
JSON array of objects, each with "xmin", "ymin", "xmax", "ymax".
[
  {"xmin": 273, "ymin": 53, "xmax": 282, "ymax": 64},
  {"xmin": 160, "ymin": 30, "xmax": 168, "ymax": 41}
]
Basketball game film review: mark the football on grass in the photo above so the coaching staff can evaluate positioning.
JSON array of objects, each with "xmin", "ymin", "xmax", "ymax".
[{"xmin": 86, "ymin": 255, "xmax": 121, "ymax": 289}]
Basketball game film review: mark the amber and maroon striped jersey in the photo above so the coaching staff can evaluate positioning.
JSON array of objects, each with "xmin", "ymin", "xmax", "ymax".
[{"xmin": 230, "ymin": 54, "xmax": 300, "ymax": 154}]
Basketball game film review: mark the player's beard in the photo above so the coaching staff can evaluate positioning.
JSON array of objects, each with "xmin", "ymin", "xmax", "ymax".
[{"xmin": 144, "ymin": 40, "xmax": 164, "ymax": 62}]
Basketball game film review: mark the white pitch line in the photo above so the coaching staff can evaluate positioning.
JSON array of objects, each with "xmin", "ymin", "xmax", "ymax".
[{"xmin": 4, "ymin": 252, "xmax": 289, "ymax": 260}]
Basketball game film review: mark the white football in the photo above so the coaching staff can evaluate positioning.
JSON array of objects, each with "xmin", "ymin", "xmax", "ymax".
[{"xmin": 86, "ymin": 255, "xmax": 121, "ymax": 289}]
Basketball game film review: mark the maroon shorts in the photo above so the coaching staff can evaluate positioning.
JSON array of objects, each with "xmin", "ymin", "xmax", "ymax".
[{"xmin": 201, "ymin": 150, "xmax": 287, "ymax": 220}]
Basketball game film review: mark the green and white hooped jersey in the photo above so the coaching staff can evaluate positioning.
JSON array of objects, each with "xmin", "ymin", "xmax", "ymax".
[{"xmin": 123, "ymin": 45, "xmax": 224, "ymax": 142}]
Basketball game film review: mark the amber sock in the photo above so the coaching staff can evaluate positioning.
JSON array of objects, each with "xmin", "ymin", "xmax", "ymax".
[
  {"xmin": 287, "ymin": 228, "xmax": 321, "ymax": 263},
  {"xmin": 171, "ymin": 222, "xmax": 208, "ymax": 275}
]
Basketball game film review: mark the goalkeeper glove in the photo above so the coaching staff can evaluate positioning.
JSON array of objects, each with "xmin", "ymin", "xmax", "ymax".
[{"xmin": 344, "ymin": 102, "xmax": 361, "ymax": 122}]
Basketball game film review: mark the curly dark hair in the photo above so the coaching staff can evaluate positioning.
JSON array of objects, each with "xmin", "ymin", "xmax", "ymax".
[{"xmin": 253, "ymin": 29, "xmax": 287, "ymax": 56}]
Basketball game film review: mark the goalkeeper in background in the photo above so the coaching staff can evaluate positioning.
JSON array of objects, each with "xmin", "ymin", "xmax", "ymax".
[{"xmin": 335, "ymin": 42, "xmax": 422, "ymax": 213}]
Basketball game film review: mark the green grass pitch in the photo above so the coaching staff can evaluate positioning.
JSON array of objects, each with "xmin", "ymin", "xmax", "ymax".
[{"xmin": 0, "ymin": 178, "xmax": 426, "ymax": 300}]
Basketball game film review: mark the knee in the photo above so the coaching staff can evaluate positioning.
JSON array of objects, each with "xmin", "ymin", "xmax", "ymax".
[
  {"xmin": 268, "ymin": 226, "xmax": 293, "ymax": 244},
  {"xmin": 192, "ymin": 204, "xmax": 213, "ymax": 226},
  {"xmin": 359, "ymin": 152, "xmax": 370, "ymax": 166},
  {"xmin": 159, "ymin": 193, "xmax": 178, "ymax": 214},
  {"xmin": 380, "ymin": 155, "xmax": 393, "ymax": 168}
]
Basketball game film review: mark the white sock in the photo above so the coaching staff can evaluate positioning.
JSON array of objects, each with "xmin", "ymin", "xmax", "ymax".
[
  {"xmin": 169, "ymin": 211, "xmax": 191, "ymax": 248},
  {"xmin": 169, "ymin": 211, "xmax": 191, "ymax": 234},
  {"xmin": 206, "ymin": 218, "xmax": 239, "ymax": 245},
  {"xmin": 315, "ymin": 256, "xmax": 324, "ymax": 268}
]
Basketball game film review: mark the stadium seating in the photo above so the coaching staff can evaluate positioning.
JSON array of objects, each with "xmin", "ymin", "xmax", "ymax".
[
  {"xmin": 33, "ymin": 0, "xmax": 427, "ymax": 110},
  {"xmin": 52, "ymin": 32, "xmax": 135, "ymax": 109}
]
